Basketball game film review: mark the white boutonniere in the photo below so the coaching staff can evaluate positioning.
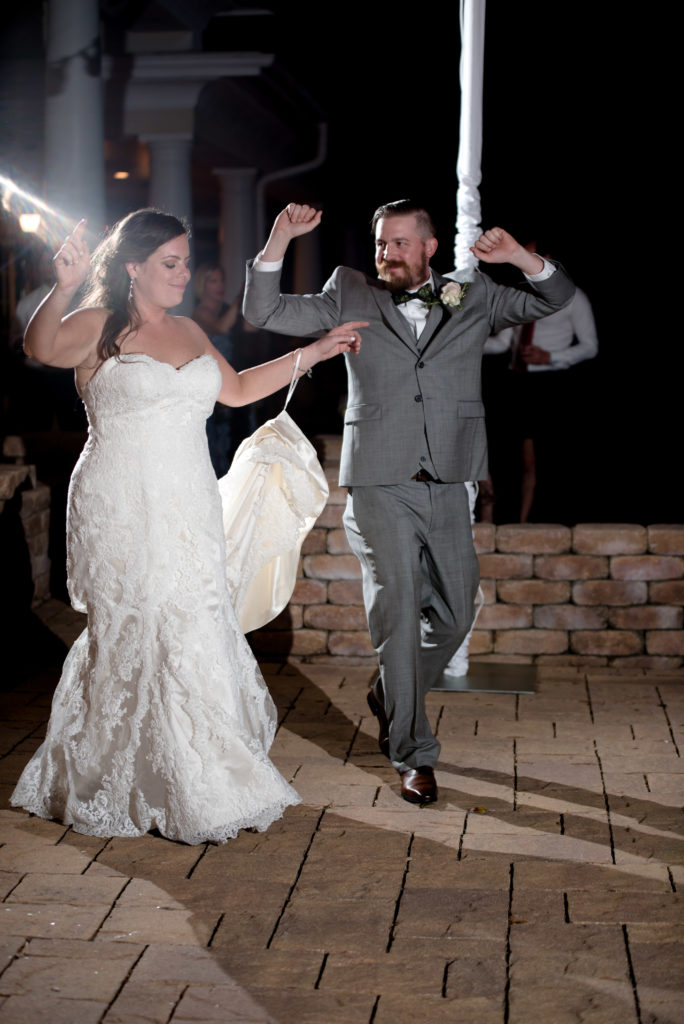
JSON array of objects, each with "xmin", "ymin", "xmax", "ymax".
[{"xmin": 440, "ymin": 282, "xmax": 469, "ymax": 310}]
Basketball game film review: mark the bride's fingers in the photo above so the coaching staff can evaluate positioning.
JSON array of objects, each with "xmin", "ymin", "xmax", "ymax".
[
  {"xmin": 333, "ymin": 320, "xmax": 368, "ymax": 342},
  {"xmin": 56, "ymin": 222, "xmax": 90, "ymax": 266},
  {"xmin": 55, "ymin": 242, "xmax": 83, "ymax": 267},
  {"xmin": 71, "ymin": 220, "xmax": 89, "ymax": 257},
  {"xmin": 317, "ymin": 321, "xmax": 368, "ymax": 357}
]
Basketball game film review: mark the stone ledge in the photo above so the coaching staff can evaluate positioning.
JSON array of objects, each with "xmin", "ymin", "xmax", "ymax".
[
  {"xmin": 573, "ymin": 581, "xmax": 648, "ymax": 606},
  {"xmin": 648, "ymin": 524, "xmax": 684, "ymax": 554},
  {"xmin": 252, "ymin": 441, "xmax": 684, "ymax": 668},
  {"xmin": 0, "ymin": 464, "xmax": 37, "ymax": 500},
  {"xmin": 646, "ymin": 631, "xmax": 684, "ymax": 656},
  {"xmin": 571, "ymin": 630, "xmax": 643, "ymax": 656},
  {"xmin": 572, "ymin": 523, "xmax": 648, "ymax": 555},
  {"xmin": 650, "ymin": 581, "xmax": 684, "ymax": 605},
  {"xmin": 498, "ymin": 580, "xmax": 570, "ymax": 605},
  {"xmin": 533, "ymin": 605, "xmax": 608, "ymax": 630},
  {"xmin": 496, "ymin": 524, "xmax": 572, "ymax": 554},
  {"xmin": 610, "ymin": 555, "xmax": 683, "ymax": 581},
  {"xmin": 534, "ymin": 555, "xmax": 609, "ymax": 580}
]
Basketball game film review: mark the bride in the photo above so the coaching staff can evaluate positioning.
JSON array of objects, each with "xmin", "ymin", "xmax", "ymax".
[{"xmin": 11, "ymin": 208, "xmax": 366, "ymax": 845}]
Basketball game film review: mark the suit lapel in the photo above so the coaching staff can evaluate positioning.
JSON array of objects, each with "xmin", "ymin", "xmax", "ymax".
[
  {"xmin": 416, "ymin": 302, "xmax": 447, "ymax": 352},
  {"xmin": 418, "ymin": 271, "xmax": 464, "ymax": 356},
  {"xmin": 370, "ymin": 285, "xmax": 421, "ymax": 353},
  {"xmin": 369, "ymin": 271, "xmax": 468, "ymax": 355}
]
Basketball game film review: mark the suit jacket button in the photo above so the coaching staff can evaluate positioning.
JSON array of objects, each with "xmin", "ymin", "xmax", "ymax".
[
  {"xmin": 418, "ymin": 361, "xmax": 425, "ymax": 368},
  {"xmin": 414, "ymin": 394, "xmax": 422, "ymax": 402}
]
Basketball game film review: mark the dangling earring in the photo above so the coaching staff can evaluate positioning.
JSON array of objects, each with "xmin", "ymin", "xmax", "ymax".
[{"xmin": 128, "ymin": 278, "xmax": 134, "ymax": 302}]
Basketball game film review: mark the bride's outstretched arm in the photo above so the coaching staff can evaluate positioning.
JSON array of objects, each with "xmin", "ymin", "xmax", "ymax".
[
  {"xmin": 24, "ymin": 220, "xmax": 104, "ymax": 368},
  {"xmin": 207, "ymin": 321, "xmax": 366, "ymax": 408}
]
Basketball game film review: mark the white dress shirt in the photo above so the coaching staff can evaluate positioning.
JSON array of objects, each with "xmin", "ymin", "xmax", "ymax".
[{"xmin": 483, "ymin": 287, "xmax": 598, "ymax": 372}]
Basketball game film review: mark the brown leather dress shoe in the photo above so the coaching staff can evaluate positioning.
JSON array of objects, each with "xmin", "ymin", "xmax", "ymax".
[
  {"xmin": 400, "ymin": 766, "xmax": 438, "ymax": 804},
  {"xmin": 366, "ymin": 688, "xmax": 390, "ymax": 758}
]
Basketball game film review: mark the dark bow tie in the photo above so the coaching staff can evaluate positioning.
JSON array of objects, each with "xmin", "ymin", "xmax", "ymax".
[{"xmin": 392, "ymin": 284, "xmax": 441, "ymax": 307}]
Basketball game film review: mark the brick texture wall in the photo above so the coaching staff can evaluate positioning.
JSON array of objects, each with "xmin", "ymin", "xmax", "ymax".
[
  {"xmin": 4, "ymin": 454, "xmax": 681, "ymax": 669},
  {"xmin": 249, "ymin": 438, "xmax": 684, "ymax": 670}
]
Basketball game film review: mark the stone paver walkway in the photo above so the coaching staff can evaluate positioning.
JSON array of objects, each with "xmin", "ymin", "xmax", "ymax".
[{"xmin": 1, "ymin": 601, "xmax": 683, "ymax": 1023}]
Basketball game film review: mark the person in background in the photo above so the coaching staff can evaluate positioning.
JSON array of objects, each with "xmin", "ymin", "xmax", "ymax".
[
  {"xmin": 482, "ymin": 271, "xmax": 598, "ymax": 522},
  {"xmin": 192, "ymin": 263, "xmax": 258, "ymax": 475},
  {"xmin": 192, "ymin": 263, "xmax": 241, "ymax": 338}
]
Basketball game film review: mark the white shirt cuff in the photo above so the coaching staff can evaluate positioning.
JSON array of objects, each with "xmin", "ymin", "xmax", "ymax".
[
  {"xmin": 524, "ymin": 256, "xmax": 556, "ymax": 282},
  {"xmin": 254, "ymin": 254, "xmax": 283, "ymax": 272},
  {"xmin": 549, "ymin": 351, "xmax": 570, "ymax": 368}
]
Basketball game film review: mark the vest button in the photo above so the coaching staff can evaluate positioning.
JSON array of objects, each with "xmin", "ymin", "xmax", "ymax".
[{"xmin": 414, "ymin": 394, "xmax": 422, "ymax": 402}]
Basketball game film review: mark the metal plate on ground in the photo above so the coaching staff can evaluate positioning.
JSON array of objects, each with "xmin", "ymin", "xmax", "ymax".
[{"xmin": 432, "ymin": 662, "xmax": 537, "ymax": 694}]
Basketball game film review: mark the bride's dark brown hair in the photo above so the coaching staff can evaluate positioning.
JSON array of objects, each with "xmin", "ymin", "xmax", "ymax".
[{"xmin": 81, "ymin": 208, "xmax": 189, "ymax": 362}]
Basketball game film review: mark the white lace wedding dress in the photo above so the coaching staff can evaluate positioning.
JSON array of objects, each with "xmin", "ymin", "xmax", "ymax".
[{"xmin": 11, "ymin": 353, "xmax": 301, "ymax": 844}]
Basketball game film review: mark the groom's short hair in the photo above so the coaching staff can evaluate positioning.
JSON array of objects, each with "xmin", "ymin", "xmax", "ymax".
[{"xmin": 371, "ymin": 200, "xmax": 437, "ymax": 240}]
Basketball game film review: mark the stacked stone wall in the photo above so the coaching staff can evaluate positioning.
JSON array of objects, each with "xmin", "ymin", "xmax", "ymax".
[{"xmin": 249, "ymin": 439, "xmax": 684, "ymax": 670}]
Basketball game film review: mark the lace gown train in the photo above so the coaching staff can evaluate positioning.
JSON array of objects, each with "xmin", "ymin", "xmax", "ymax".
[{"xmin": 11, "ymin": 353, "xmax": 300, "ymax": 844}]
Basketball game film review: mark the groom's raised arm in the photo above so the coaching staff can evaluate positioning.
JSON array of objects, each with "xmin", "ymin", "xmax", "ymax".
[
  {"xmin": 471, "ymin": 227, "xmax": 576, "ymax": 334},
  {"xmin": 260, "ymin": 203, "xmax": 323, "ymax": 262},
  {"xmin": 243, "ymin": 204, "xmax": 338, "ymax": 337}
]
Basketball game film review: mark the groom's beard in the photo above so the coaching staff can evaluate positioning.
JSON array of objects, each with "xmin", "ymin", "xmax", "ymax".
[{"xmin": 376, "ymin": 254, "xmax": 430, "ymax": 292}]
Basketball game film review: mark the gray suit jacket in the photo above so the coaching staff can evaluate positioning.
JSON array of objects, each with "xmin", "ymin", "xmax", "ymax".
[{"xmin": 244, "ymin": 261, "xmax": 575, "ymax": 486}]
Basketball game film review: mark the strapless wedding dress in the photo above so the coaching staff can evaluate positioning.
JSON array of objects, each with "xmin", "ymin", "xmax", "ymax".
[{"xmin": 11, "ymin": 353, "xmax": 304, "ymax": 844}]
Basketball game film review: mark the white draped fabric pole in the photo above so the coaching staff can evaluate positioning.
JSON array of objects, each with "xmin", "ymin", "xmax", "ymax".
[
  {"xmin": 452, "ymin": 0, "xmax": 486, "ymax": 279},
  {"xmin": 444, "ymin": 0, "xmax": 486, "ymax": 678}
]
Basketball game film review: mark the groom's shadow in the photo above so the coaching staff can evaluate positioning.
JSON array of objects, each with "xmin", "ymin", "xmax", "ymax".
[{"xmin": 264, "ymin": 661, "xmax": 684, "ymax": 849}]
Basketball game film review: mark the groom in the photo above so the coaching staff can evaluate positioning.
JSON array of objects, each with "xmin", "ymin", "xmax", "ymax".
[{"xmin": 244, "ymin": 201, "xmax": 575, "ymax": 803}]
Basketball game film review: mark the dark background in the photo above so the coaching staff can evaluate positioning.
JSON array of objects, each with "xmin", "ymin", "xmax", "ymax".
[
  {"xmin": 1, "ymin": 1, "xmax": 676, "ymax": 524},
  {"xmin": 253, "ymin": 1, "xmax": 672, "ymax": 523}
]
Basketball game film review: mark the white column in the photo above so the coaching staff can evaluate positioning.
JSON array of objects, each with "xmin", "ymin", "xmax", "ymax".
[
  {"xmin": 44, "ymin": 0, "xmax": 105, "ymax": 231},
  {"xmin": 144, "ymin": 134, "xmax": 193, "ymax": 227},
  {"xmin": 213, "ymin": 168, "xmax": 257, "ymax": 299},
  {"xmin": 143, "ymin": 134, "xmax": 193, "ymax": 313},
  {"xmin": 453, "ymin": 0, "xmax": 486, "ymax": 278}
]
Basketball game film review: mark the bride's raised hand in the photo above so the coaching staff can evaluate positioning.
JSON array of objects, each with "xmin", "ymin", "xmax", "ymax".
[{"xmin": 54, "ymin": 219, "xmax": 90, "ymax": 293}]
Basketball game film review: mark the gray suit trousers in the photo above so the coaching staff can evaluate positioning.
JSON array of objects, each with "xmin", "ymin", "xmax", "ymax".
[{"xmin": 343, "ymin": 480, "xmax": 479, "ymax": 771}]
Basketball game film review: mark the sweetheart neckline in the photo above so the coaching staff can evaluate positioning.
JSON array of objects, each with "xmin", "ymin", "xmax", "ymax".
[{"xmin": 80, "ymin": 352, "xmax": 214, "ymax": 393}]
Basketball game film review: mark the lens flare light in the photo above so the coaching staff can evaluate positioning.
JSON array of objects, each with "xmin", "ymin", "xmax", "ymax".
[
  {"xmin": 0, "ymin": 172, "xmax": 82, "ymax": 249},
  {"xmin": 19, "ymin": 213, "xmax": 41, "ymax": 233}
]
